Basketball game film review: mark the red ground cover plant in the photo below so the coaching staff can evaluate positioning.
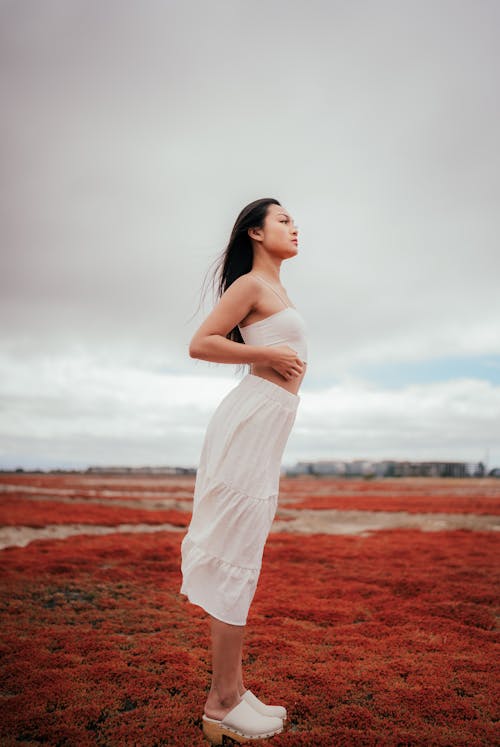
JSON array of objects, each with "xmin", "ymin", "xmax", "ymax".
[
  {"xmin": 0, "ymin": 489, "xmax": 193, "ymax": 504},
  {"xmin": 0, "ymin": 497, "xmax": 189, "ymax": 528},
  {"xmin": 279, "ymin": 478, "xmax": 500, "ymax": 515},
  {"xmin": 0, "ymin": 473, "xmax": 194, "ymax": 495},
  {"xmin": 281, "ymin": 493, "xmax": 500, "ymax": 515},
  {"xmin": 279, "ymin": 477, "xmax": 499, "ymax": 494},
  {"xmin": 1, "ymin": 528, "xmax": 498, "ymax": 746}
]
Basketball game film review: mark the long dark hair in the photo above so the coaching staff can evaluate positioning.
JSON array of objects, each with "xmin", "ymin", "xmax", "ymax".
[{"xmin": 192, "ymin": 197, "xmax": 281, "ymax": 375}]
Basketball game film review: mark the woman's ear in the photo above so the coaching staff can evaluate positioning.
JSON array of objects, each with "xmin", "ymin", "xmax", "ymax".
[{"xmin": 248, "ymin": 226, "xmax": 262, "ymax": 242}]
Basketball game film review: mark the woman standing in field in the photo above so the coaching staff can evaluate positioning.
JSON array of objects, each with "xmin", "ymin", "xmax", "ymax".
[{"xmin": 180, "ymin": 197, "xmax": 308, "ymax": 744}]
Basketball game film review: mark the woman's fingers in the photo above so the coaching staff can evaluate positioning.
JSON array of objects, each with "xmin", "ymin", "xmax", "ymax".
[
  {"xmin": 278, "ymin": 354, "xmax": 303, "ymax": 380},
  {"xmin": 287, "ymin": 363, "xmax": 302, "ymax": 378}
]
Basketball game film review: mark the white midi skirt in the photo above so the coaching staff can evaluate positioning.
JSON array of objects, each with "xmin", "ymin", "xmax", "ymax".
[{"xmin": 180, "ymin": 373, "xmax": 300, "ymax": 626}]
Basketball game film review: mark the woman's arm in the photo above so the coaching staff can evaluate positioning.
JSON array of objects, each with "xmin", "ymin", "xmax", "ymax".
[{"xmin": 189, "ymin": 274, "xmax": 269, "ymax": 365}]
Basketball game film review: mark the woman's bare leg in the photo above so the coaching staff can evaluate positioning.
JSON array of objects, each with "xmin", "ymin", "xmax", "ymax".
[
  {"xmin": 237, "ymin": 636, "xmax": 246, "ymax": 696},
  {"xmin": 204, "ymin": 616, "xmax": 246, "ymax": 720}
]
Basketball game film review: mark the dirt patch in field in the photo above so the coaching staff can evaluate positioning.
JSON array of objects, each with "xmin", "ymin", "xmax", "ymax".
[
  {"xmin": 0, "ymin": 522, "xmax": 185, "ymax": 549},
  {"xmin": 274, "ymin": 507, "xmax": 499, "ymax": 535},
  {"xmin": 1, "ymin": 507, "xmax": 498, "ymax": 550}
]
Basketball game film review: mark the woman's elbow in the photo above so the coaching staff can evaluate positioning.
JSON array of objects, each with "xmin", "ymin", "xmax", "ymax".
[
  {"xmin": 189, "ymin": 333, "xmax": 223, "ymax": 360},
  {"xmin": 189, "ymin": 336, "xmax": 205, "ymax": 359}
]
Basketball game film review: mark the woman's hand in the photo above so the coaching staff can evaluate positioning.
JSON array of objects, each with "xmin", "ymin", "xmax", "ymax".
[{"xmin": 268, "ymin": 345, "xmax": 305, "ymax": 380}]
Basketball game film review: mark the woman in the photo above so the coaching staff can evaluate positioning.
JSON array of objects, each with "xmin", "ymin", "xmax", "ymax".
[{"xmin": 180, "ymin": 197, "xmax": 308, "ymax": 744}]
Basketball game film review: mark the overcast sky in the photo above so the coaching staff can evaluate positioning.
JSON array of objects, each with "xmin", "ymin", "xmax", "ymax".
[{"xmin": 1, "ymin": 0, "xmax": 499, "ymax": 472}]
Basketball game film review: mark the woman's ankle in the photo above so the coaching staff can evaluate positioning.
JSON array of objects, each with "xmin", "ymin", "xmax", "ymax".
[{"xmin": 204, "ymin": 686, "xmax": 241, "ymax": 720}]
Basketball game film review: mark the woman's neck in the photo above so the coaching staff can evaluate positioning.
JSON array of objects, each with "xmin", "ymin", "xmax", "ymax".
[{"xmin": 251, "ymin": 267, "xmax": 281, "ymax": 284}]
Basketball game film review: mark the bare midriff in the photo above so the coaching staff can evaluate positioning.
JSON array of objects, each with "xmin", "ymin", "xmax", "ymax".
[{"xmin": 249, "ymin": 358, "xmax": 307, "ymax": 395}]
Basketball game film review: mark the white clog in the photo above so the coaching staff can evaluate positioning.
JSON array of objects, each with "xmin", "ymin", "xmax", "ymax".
[
  {"xmin": 242, "ymin": 689, "xmax": 287, "ymax": 720},
  {"xmin": 202, "ymin": 697, "xmax": 283, "ymax": 744}
]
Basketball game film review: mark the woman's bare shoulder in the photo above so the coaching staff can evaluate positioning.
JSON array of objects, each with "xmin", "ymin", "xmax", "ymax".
[
  {"xmin": 229, "ymin": 271, "xmax": 261, "ymax": 289},
  {"xmin": 224, "ymin": 272, "xmax": 262, "ymax": 300}
]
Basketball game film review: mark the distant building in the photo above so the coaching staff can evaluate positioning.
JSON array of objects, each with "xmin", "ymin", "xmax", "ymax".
[
  {"xmin": 284, "ymin": 459, "xmax": 488, "ymax": 478},
  {"xmin": 85, "ymin": 465, "xmax": 196, "ymax": 475}
]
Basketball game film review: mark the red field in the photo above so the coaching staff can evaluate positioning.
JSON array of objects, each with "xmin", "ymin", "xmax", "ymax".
[{"xmin": 0, "ymin": 473, "xmax": 499, "ymax": 746}]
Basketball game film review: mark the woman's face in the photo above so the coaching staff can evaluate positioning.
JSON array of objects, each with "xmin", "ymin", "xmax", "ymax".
[{"xmin": 251, "ymin": 204, "xmax": 299, "ymax": 258}]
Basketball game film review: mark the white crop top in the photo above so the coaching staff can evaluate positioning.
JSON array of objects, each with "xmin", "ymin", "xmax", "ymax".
[{"xmin": 238, "ymin": 274, "xmax": 308, "ymax": 363}]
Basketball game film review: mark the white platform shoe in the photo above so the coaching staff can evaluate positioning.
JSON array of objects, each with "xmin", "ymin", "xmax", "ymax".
[
  {"xmin": 202, "ymin": 697, "xmax": 283, "ymax": 744},
  {"xmin": 242, "ymin": 689, "xmax": 287, "ymax": 720}
]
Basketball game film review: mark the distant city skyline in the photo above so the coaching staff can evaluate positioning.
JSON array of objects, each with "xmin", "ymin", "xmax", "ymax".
[{"xmin": 3, "ymin": 455, "xmax": 497, "ymax": 478}]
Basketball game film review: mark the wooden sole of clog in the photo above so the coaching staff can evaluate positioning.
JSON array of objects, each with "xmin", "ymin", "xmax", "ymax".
[{"xmin": 202, "ymin": 717, "xmax": 283, "ymax": 745}]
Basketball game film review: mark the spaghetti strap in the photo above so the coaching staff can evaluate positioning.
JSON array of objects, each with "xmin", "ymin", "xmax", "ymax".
[{"xmin": 253, "ymin": 273, "xmax": 290, "ymax": 309}]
